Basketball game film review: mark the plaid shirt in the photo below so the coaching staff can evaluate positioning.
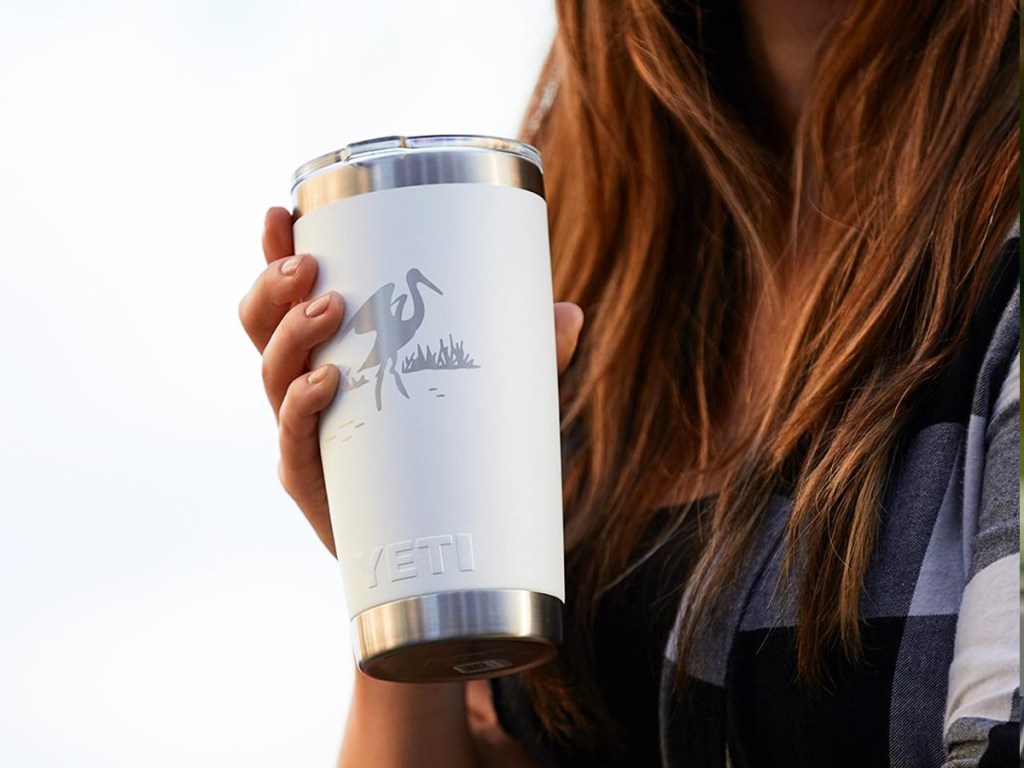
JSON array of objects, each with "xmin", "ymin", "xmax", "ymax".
[{"xmin": 494, "ymin": 228, "xmax": 1020, "ymax": 767}]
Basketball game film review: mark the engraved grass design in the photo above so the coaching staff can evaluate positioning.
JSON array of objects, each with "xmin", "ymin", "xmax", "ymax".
[{"xmin": 401, "ymin": 334, "xmax": 480, "ymax": 373}]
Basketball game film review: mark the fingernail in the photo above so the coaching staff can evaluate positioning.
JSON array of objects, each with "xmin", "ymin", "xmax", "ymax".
[
  {"xmin": 305, "ymin": 293, "xmax": 331, "ymax": 318},
  {"xmin": 567, "ymin": 303, "xmax": 584, "ymax": 331},
  {"xmin": 307, "ymin": 365, "xmax": 331, "ymax": 385},
  {"xmin": 280, "ymin": 255, "xmax": 303, "ymax": 276}
]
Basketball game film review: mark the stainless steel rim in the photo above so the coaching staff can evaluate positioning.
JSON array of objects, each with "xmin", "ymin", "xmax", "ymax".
[
  {"xmin": 293, "ymin": 134, "xmax": 543, "ymax": 186},
  {"xmin": 351, "ymin": 589, "xmax": 562, "ymax": 683},
  {"xmin": 291, "ymin": 134, "xmax": 545, "ymax": 217}
]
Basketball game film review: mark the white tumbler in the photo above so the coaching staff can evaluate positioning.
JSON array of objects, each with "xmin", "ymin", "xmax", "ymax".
[{"xmin": 291, "ymin": 135, "xmax": 565, "ymax": 682}]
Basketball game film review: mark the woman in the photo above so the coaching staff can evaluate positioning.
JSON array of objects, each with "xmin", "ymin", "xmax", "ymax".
[{"xmin": 239, "ymin": 0, "xmax": 1020, "ymax": 765}]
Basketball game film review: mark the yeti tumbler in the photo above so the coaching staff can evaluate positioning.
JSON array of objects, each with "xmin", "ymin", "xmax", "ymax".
[{"xmin": 291, "ymin": 135, "xmax": 564, "ymax": 682}]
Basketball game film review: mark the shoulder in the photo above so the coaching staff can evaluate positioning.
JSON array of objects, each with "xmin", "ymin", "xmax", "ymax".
[
  {"xmin": 942, "ymin": 224, "xmax": 1020, "ymax": 766},
  {"xmin": 969, "ymin": 229, "xmax": 1019, "ymax": 424}
]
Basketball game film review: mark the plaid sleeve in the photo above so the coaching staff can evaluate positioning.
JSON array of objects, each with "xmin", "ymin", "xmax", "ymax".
[{"xmin": 942, "ymin": 322, "xmax": 1020, "ymax": 768}]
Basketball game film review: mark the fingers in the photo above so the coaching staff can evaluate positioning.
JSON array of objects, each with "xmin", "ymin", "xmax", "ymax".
[
  {"xmin": 261, "ymin": 291, "xmax": 345, "ymax": 416},
  {"xmin": 554, "ymin": 301, "xmax": 584, "ymax": 374},
  {"xmin": 262, "ymin": 206, "xmax": 295, "ymax": 265},
  {"xmin": 278, "ymin": 364, "xmax": 340, "ymax": 555},
  {"xmin": 239, "ymin": 253, "xmax": 320, "ymax": 354}
]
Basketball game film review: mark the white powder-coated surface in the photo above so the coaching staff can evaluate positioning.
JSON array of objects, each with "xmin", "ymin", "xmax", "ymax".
[{"xmin": 295, "ymin": 183, "xmax": 565, "ymax": 617}]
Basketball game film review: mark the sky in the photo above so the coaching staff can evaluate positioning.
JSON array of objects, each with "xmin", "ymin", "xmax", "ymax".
[{"xmin": 0, "ymin": 2, "xmax": 556, "ymax": 765}]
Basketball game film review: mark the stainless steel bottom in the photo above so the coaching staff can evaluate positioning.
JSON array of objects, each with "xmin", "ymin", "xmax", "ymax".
[{"xmin": 351, "ymin": 589, "xmax": 562, "ymax": 683}]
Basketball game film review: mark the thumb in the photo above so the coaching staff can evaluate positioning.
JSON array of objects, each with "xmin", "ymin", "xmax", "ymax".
[{"xmin": 554, "ymin": 302, "xmax": 584, "ymax": 374}]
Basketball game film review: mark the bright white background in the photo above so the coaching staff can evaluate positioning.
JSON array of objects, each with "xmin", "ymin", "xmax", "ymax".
[{"xmin": 0, "ymin": 2, "xmax": 555, "ymax": 766}]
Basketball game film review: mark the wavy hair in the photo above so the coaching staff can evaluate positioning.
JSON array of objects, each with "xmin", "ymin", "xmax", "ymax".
[{"xmin": 520, "ymin": 0, "xmax": 1019, "ymax": 752}]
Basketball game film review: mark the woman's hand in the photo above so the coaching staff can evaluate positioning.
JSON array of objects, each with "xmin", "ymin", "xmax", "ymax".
[{"xmin": 239, "ymin": 206, "xmax": 585, "ymax": 557}]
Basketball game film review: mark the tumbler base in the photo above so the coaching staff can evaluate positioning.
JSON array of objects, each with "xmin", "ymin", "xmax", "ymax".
[{"xmin": 351, "ymin": 589, "xmax": 562, "ymax": 683}]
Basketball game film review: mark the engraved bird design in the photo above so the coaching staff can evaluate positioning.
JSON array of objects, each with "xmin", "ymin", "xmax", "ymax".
[{"xmin": 339, "ymin": 268, "xmax": 443, "ymax": 411}]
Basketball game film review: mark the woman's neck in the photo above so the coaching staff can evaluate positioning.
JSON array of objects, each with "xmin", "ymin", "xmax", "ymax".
[{"xmin": 740, "ymin": 0, "xmax": 845, "ymax": 135}]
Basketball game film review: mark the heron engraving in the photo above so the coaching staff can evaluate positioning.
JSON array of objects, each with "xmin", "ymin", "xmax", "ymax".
[{"xmin": 339, "ymin": 267, "xmax": 443, "ymax": 411}]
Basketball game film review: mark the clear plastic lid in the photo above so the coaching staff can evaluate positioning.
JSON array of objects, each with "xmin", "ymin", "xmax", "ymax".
[{"xmin": 291, "ymin": 134, "xmax": 543, "ymax": 193}]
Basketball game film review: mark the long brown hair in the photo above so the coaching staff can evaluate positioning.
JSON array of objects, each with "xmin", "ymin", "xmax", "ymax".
[{"xmin": 520, "ymin": 0, "xmax": 1019, "ymax": 751}]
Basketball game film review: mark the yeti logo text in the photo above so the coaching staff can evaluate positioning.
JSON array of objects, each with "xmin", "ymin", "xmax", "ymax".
[{"xmin": 357, "ymin": 533, "xmax": 476, "ymax": 587}]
